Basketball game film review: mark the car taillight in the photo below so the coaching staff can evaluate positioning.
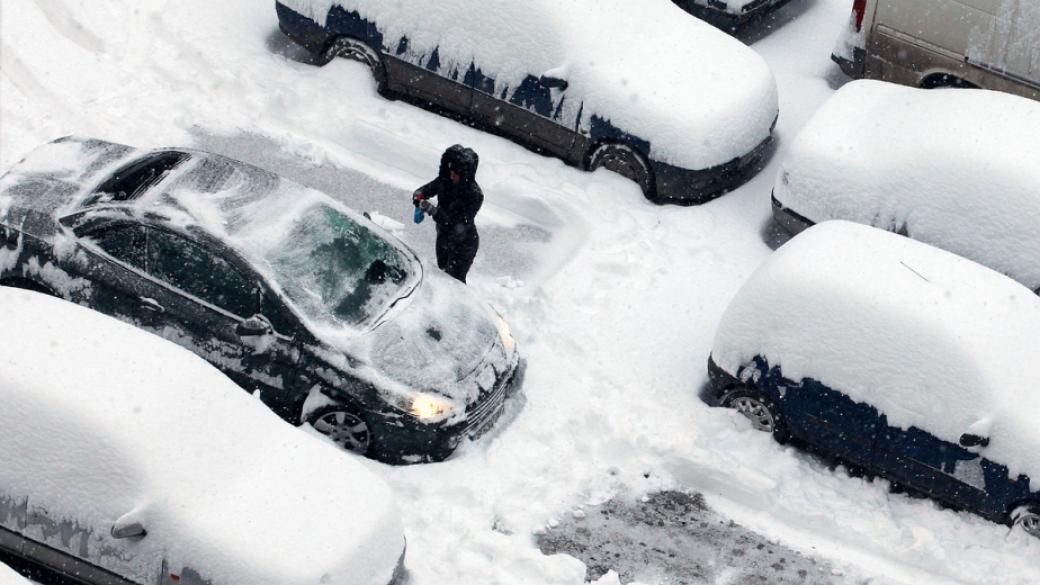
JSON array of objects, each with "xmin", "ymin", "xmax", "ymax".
[{"xmin": 852, "ymin": 0, "xmax": 867, "ymax": 31}]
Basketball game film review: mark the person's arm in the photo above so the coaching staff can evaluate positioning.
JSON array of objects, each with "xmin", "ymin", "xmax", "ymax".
[{"xmin": 413, "ymin": 178, "xmax": 444, "ymax": 206}]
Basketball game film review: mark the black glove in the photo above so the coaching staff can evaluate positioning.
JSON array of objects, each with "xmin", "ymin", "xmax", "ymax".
[{"xmin": 419, "ymin": 199, "xmax": 438, "ymax": 217}]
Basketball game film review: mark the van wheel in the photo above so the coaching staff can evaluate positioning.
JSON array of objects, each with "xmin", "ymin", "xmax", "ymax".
[
  {"xmin": 1011, "ymin": 505, "xmax": 1040, "ymax": 539},
  {"xmin": 723, "ymin": 388, "xmax": 789, "ymax": 443},
  {"xmin": 321, "ymin": 36, "xmax": 388, "ymax": 93},
  {"xmin": 306, "ymin": 403, "xmax": 372, "ymax": 455},
  {"xmin": 588, "ymin": 143, "xmax": 655, "ymax": 201},
  {"xmin": 921, "ymin": 73, "xmax": 977, "ymax": 90}
]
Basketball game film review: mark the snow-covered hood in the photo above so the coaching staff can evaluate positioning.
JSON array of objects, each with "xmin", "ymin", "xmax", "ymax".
[
  {"xmin": 354, "ymin": 268, "xmax": 512, "ymax": 405},
  {"xmin": 0, "ymin": 288, "xmax": 404, "ymax": 585},
  {"xmin": 280, "ymin": 0, "xmax": 778, "ymax": 170},
  {"xmin": 774, "ymin": 80, "xmax": 1040, "ymax": 291}
]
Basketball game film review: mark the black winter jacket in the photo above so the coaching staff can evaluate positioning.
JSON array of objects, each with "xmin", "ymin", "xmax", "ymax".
[{"xmin": 417, "ymin": 145, "xmax": 483, "ymax": 241}]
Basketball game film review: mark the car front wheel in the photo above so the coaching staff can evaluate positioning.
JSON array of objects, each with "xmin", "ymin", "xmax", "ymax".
[
  {"xmin": 1011, "ymin": 505, "xmax": 1040, "ymax": 539},
  {"xmin": 722, "ymin": 388, "xmax": 789, "ymax": 443},
  {"xmin": 306, "ymin": 404, "xmax": 372, "ymax": 455}
]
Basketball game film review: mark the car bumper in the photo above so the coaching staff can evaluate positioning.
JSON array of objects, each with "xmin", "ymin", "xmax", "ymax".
[
  {"xmin": 703, "ymin": 355, "xmax": 740, "ymax": 407},
  {"xmin": 770, "ymin": 192, "xmax": 815, "ymax": 235},
  {"xmin": 275, "ymin": 1, "xmax": 330, "ymax": 55},
  {"xmin": 832, "ymin": 46, "xmax": 867, "ymax": 79},
  {"xmin": 370, "ymin": 358, "xmax": 526, "ymax": 464},
  {"xmin": 679, "ymin": 0, "xmax": 791, "ymax": 27},
  {"xmin": 653, "ymin": 132, "xmax": 775, "ymax": 205}
]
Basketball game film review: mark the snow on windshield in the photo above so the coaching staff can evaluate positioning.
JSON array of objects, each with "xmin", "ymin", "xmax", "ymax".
[{"xmin": 264, "ymin": 204, "xmax": 413, "ymax": 328}]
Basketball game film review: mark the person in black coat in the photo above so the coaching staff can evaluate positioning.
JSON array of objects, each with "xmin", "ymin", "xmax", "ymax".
[{"xmin": 413, "ymin": 145, "xmax": 484, "ymax": 283}]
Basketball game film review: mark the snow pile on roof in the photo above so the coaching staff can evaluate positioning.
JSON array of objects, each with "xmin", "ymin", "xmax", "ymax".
[
  {"xmin": 0, "ymin": 288, "xmax": 403, "ymax": 585},
  {"xmin": 713, "ymin": 221, "xmax": 1040, "ymax": 481},
  {"xmin": 278, "ymin": 0, "xmax": 778, "ymax": 169},
  {"xmin": 774, "ymin": 80, "xmax": 1040, "ymax": 291},
  {"xmin": 0, "ymin": 563, "xmax": 29, "ymax": 585}
]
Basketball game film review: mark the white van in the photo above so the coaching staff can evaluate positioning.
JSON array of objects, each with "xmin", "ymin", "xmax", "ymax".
[{"xmin": 833, "ymin": 0, "xmax": 1040, "ymax": 100}]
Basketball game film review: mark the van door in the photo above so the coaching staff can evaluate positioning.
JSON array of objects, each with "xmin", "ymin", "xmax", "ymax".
[
  {"xmin": 780, "ymin": 380, "xmax": 883, "ymax": 468},
  {"xmin": 981, "ymin": 0, "xmax": 1040, "ymax": 85},
  {"xmin": 384, "ymin": 43, "xmax": 473, "ymax": 116},
  {"xmin": 470, "ymin": 72, "xmax": 578, "ymax": 160}
]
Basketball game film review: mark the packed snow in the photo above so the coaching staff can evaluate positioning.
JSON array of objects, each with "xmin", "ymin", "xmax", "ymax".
[
  {"xmin": 774, "ymin": 79, "xmax": 1040, "ymax": 290},
  {"xmin": 277, "ymin": 0, "xmax": 778, "ymax": 169},
  {"xmin": 0, "ymin": 288, "xmax": 404, "ymax": 585},
  {"xmin": 713, "ymin": 220, "xmax": 1040, "ymax": 481},
  {"xmin": 0, "ymin": 563, "xmax": 29, "ymax": 585},
  {"xmin": 3, "ymin": 1, "xmax": 1040, "ymax": 584}
]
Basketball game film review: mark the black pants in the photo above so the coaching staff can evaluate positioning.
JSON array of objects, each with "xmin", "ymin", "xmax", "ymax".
[{"xmin": 436, "ymin": 228, "xmax": 479, "ymax": 283}]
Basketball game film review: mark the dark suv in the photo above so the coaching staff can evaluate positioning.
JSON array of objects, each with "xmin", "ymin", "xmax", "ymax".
[{"xmin": 0, "ymin": 137, "xmax": 523, "ymax": 463}]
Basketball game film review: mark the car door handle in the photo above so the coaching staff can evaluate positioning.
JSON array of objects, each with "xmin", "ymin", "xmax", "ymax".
[{"xmin": 139, "ymin": 297, "xmax": 165, "ymax": 314}]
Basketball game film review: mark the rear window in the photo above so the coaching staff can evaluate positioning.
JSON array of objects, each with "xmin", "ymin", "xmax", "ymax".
[{"xmin": 86, "ymin": 151, "xmax": 189, "ymax": 206}]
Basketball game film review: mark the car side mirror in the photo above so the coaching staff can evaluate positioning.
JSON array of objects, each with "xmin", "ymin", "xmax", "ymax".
[
  {"xmin": 540, "ymin": 75, "xmax": 569, "ymax": 91},
  {"xmin": 236, "ymin": 314, "xmax": 274, "ymax": 337},
  {"xmin": 959, "ymin": 433, "xmax": 990, "ymax": 448},
  {"xmin": 111, "ymin": 520, "xmax": 147, "ymax": 540}
]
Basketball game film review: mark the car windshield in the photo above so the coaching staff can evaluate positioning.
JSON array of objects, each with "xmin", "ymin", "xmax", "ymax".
[
  {"xmin": 87, "ymin": 150, "xmax": 190, "ymax": 205},
  {"xmin": 263, "ymin": 205, "xmax": 415, "ymax": 328}
]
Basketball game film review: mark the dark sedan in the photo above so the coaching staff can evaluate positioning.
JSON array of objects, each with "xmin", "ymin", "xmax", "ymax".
[
  {"xmin": 274, "ymin": 0, "xmax": 778, "ymax": 204},
  {"xmin": 0, "ymin": 137, "xmax": 524, "ymax": 464}
]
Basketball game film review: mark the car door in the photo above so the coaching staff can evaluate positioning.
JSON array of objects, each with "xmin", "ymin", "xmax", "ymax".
[
  {"xmin": 780, "ymin": 378, "xmax": 883, "ymax": 467},
  {"xmin": 384, "ymin": 43, "xmax": 473, "ymax": 116},
  {"xmin": 135, "ymin": 226, "xmax": 302, "ymax": 409},
  {"xmin": 875, "ymin": 422, "xmax": 1023, "ymax": 516},
  {"xmin": 75, "ymin": 222, "xmax": 170, "ymax": 329},
  {"xmin": 469, "ymin": 70, "xmax": 578, "ymax": 160}
]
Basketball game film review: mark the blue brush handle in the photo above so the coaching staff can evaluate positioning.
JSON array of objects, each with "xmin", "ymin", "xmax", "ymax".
[{"xmin": 413, "ymin": 206, "xmax": 424, "ymax": 224}]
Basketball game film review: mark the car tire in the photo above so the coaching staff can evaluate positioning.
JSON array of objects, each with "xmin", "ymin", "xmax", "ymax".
[
  {"xmin": 722, "ymin": 387, "xmax": 789, "ymax": 443},
  {"xmin": 321, "ymin": 36, "xmax": 389, "ymax": 94},
  {"xmin": 1010, "ymin": 504, "xmax": 1040, "ymax": 539},
  {"xmin": 0, "ymin": 277, "xmax": 57, "ymax": 297},
  {"xmin": 587, "ymin": 143, "xmax": 656, "ymax": 201},
  {"xmin": 306, "ymin": 403, "xmax": 373, "ymax": 455}
]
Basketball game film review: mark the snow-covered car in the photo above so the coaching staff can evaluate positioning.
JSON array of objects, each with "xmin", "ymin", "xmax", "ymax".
[
  {"xmin": 833, "ymin": 0, "xmax": 1040, "ymax": 101},
  {"xmin": 673, "ymin": 0, "xmax": 791, "ymax": 29},
  {"xmin": 771, "ymin": 80, "xmax": 1040, "ymax": 292},
  {"xmin": 0, "ymin": 137, "xmax": 524, "ymax": 464},
  {"xmin": 705, "ymin": 221, "xmax": 1040, "ymax": 540},
  {"xmin": 275, "ymin": 0, "xmax": 779, "ymax": 204},
  {"xmin": 0, "ymin": 287, "xmax": 405, "ymax": 585}
]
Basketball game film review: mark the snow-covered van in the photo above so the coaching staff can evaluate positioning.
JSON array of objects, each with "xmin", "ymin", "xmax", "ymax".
[
  {"xmin": 834, "ymin": 0, "xmax": 1040, "ymax": 100},
  {"xmin": 771, "ymin": 80, "xmax": 1040, "ymax": 292},
  {"xmin": 0, "ymin": 287, "xmax": 405, "ymax": 585},
  {"xmin": 275, "ymin": 0, "xmax": 779, "ymax": 204},
  {"xmin": 706, "ymin": 221, "xmax": 1040, "ymax": 540}
]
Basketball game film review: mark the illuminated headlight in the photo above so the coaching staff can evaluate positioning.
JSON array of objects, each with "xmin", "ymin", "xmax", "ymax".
[
  {"xmin": 409, "ymin": 392, "xmax": 453, "ymax": 421},
  {"xmin": 495, "ymin": 314, "xmax": 515, "ymax": 353}
]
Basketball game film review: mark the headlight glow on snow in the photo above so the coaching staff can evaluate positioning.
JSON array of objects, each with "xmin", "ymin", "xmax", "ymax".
[
  {"xmin": 495, "ymin": 314, "xmax": 515, "ymax": 353},
  {"xmin": 410, "ymin": 392, "xmax": 452, "ymax": 421}
]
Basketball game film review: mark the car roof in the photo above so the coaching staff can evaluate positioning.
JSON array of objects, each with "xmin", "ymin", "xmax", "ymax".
[
  {"xmin": 713, "ymin": 221, "xmax": 1040, "ymax": 481},
  {"xmin": 773, "ymin": 79, "xmax": 1040, "ymax": 290},
  {"xmin": 0, "ymin": 287, "xmax": 403, "ymax": 585}
]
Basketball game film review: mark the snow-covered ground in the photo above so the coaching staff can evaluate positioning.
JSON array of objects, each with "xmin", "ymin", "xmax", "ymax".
[{"xmin": 2, "ymin": 1, "xmax": 1038, "ymax": 584}]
